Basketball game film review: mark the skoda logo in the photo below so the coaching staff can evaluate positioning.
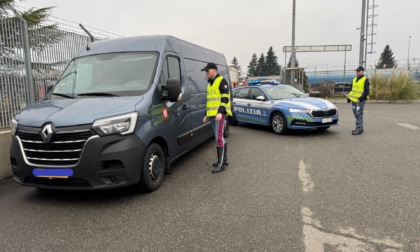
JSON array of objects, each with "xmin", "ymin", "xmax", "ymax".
[{"xmin": 40, "ymin": 124, "xmax": 53, "ymax": 143}]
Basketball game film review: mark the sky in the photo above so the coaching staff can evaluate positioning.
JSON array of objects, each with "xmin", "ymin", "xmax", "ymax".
[{"xmin": 17, "ymin": 0, "xmax": 420, "ymax": 73}]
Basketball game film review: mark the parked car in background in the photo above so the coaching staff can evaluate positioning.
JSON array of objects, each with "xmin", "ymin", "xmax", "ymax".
[{"xmin": 231, "ymin": 84, "xmax": 339, "ymax": 134}]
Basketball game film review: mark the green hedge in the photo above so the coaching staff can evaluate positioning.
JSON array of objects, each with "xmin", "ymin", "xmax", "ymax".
[{"xmin": 370, "ymin": 72, "xmax": 420, "ymax": 101}]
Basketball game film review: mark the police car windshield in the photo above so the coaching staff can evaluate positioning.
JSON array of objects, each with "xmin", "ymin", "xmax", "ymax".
[
  {"xmin": 264, "ymin": 85, "xmax": 306, "ymax": 100},
  {"xmin": 51, "ymin": 52, "xmax": 158, "ymax": 98}
]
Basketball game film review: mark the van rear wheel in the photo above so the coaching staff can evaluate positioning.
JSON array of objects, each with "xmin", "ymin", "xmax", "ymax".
[{"xmin": 139, "ymin": 143, "xmax": 165, "ymax": 192}]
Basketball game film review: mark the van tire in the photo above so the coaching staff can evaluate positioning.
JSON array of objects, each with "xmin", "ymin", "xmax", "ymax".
[
  {"xmin": 229, "ymin": 114, "xmax": 238, "ymax": 126},
  {"xmin": 271, "ymin": 112, "xmax": 287, "ymax": 135},
  {"xmin": 139, "ymin": 143, "xmax": 165, "ymax": 192}
]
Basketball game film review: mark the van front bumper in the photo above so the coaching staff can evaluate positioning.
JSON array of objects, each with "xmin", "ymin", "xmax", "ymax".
[{"xmin": 10, "ymin": 134, "xmax": 146, "ymax": 190}]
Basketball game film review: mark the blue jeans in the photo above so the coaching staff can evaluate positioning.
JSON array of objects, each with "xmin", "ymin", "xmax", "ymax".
[
  {"xmin": 352, "ymin": 100, "xmax": 366, "ymax": 131},
  {"xmin": 209, "ymin": 115, "xmax": 225, "ymax": 148}
]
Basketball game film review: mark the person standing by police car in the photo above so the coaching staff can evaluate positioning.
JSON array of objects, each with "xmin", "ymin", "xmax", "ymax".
[
  {"xmin": 347, "ymin": 66, "xmax": 370, "ymax": 135},
  {"xmin": 202, "ymin": 63, "xmax": 232, "ymax": 173}
]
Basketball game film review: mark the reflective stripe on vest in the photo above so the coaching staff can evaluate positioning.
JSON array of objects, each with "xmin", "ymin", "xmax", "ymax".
[
  {"xmin": 206, "ymin": 76, "xmax": 232, "ymax": 117},
  {"xmin": 348, "ymin": 76, "xmax": 366, "ymax": 102}
]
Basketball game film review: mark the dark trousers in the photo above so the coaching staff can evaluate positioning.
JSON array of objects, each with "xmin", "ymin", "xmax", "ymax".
[{"xmin": 351, "ymin": 100, "xmax": 366, "ymax": 130}]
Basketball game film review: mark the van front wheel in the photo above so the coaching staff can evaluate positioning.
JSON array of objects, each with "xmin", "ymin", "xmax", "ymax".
[{"xmin": 140, "ymin": 143, "xmax": 165, "ymax": 192}]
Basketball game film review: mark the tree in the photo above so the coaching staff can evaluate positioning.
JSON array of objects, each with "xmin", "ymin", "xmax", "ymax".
[
  {"xmin": 376, "ymin": 45, "xmax": 397, "ymax": 69},
  {"xmin": 255, "ymin": 53, "xmax": 267, "ymax": 76},
  {"xmin": 265, "ymin": 46, "xmax": 280, "ymax": 75},
  {"xmin": 247, "ymin": 53, "xmax": 258, "ymax": 77},
  {"xmin": 231, "ymin": 57, "xmax": 243, "ymax": 79},
  {"xmin": 1, "ymin": 1, "xmax": 59, "ymax": 75}
]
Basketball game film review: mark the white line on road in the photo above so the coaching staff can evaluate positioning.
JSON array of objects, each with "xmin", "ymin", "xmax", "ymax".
[
  {"xmin": 0, "ymin": 130, "xmax": 11, "ymax": 135},
  {"xmin": 397, "ymin": 122, "xmax": 419, "ymax": 130},
  {"xmin": 298, "ymin": 160, "xmax": 314, "ymax": 193}
]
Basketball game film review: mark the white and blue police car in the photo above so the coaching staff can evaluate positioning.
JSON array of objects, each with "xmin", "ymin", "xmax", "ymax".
[{"xmin": 231, "ymin": 84, "xmax": 339, "ymax": 134}]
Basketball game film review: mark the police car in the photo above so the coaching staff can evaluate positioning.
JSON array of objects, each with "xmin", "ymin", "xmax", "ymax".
[{"xmin": 231, "ymin": 84, "xmax": 339, "ymax": 134}]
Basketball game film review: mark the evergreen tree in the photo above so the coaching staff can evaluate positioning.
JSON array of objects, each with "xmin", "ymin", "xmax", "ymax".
[
  {"xmin": 231, "ymin": 57, "xmax": 243, "ymax": 79},
  {"xmin": 247, "ymin": 53, "xmax": 258, "ymax": 77},
  {"xmin": 376, "ymin": 45, "xmax": 397, "ymax": 69},
  {"xmin": 256, "ymin": 53, "xmax": 266, "ymax": 76},
  {"xmin": 265, "ymin": 46, "xmax": 280, "ymax": 75}
]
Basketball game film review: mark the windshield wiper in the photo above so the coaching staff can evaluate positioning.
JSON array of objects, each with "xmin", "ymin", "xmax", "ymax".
[
  {"xmin": 52, "ymin": 93, "xmax": 75, "ymax": 99},
  {"xmin": 77, "ymin": 92, "xmax": 119, "ymax": 97}
]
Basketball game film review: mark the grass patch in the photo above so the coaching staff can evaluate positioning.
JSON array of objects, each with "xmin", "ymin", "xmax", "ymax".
[{"xmin": 370, "ymin": 71, "xmax": 420, "ymax": 101}]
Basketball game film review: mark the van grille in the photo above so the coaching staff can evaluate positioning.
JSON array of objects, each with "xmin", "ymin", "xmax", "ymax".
[
  {"xmin": 311, "ymin": 109, "xmax": 337, "ymax": 118},
  {"xmin": 16, "ymin": 126, "xmax": 96, "ymax": 167}
]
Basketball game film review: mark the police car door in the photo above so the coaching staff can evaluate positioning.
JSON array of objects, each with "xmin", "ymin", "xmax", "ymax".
[
  {"xmin": 247, "ymin": 87, "xmax": 270, "ymax": 125},
  {"xmin": 233, "ymin": 88, "xmax": 251, "ymax": 122}
]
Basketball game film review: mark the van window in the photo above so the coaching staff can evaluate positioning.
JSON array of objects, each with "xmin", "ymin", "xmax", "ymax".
[
  {"xmin": 52, "ymin": 52, "xmax": 158, "ymax": 97},
  {"xmin": 160, "ymin": 56, "xmax": 181, "ymax": 85}
]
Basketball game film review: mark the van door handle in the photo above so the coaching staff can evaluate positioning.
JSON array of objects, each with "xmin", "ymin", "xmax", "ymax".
[
  {"xmin": 182, "ymin": 104, "xmax": 188, "ymax": 110},
  {"xmin": 247, "ymin": 103, "xmax": 251, "ymax": 106}
]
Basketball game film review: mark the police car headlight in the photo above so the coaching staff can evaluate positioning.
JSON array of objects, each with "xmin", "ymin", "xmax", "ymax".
[
  {"xmin": 93, "ymin": 112, "xmax": 138, "ymax": 136},
  {"xmin": 289, "ymin": 108, "xmax": 311, "ymax": 113},
  {"xmin": 10, "ymin": 119, "xmax": 18, "ymax": 136}
]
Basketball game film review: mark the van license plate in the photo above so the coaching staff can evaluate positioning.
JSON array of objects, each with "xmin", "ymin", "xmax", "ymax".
[
  {"xmin": 33, "ymin": 168, "xmax": 73, "ymax": 179},
  {"xmin": 322, "ymin": 118, "xmax": 333, "ymax": 123}
]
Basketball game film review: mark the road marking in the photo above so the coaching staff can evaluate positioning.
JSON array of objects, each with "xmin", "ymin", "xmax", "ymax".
[
  {"xmin": 397, "ymin": 123, "xmax": 418, "ymax": 130},
  {"xmin": 298, "ymin": 161, "xmax": 404, "ymax": 251},
  {"xmin": 0, "ymin": 130, "xmax": 11, "ymax": 135},
  {"xmin": 298, "ymin": 160, "xmax": 314, "ymax": 193}
]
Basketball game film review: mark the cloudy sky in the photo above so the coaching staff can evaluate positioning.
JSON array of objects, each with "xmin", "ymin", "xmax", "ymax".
[{"xmin": 18, "ymin": 0, "xmax": 419, "ymax": 73}]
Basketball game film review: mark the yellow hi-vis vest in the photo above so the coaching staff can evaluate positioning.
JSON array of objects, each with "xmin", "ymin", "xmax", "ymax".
[
  {"xmin": 348, "ymin": 76, "xmax": 367, "ymax": 102},
  {"xmin": 206, "ymin": 76, "xmax": 232, "ymax": 117}
]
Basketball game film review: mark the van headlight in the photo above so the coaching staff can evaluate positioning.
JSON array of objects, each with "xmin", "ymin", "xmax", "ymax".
[
  {"xmin": 289, "ymin": 108, "xmax": 311, "ymax": 113},
  {"xmin": 93, "ymin": 112, "xmax": 138, "ymax": 136},
  {"xmin": 11, "ymin": 119, "xmax": 18, "ymax": 136}
]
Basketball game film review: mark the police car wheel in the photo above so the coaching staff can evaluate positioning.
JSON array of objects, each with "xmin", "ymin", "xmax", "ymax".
[
  {"xmin": 223, "ymin": 118, "xmax": 229, "ymax": 138},
  {"xmin": 139, "ymin": 143, "xmax": 165, "ymax": 192},
  {"xmin": 271, "ymin": 112, "xmax": 287, "ymax": 135},
  {"xmin": 229, "ymin": 114, "xmax": 238, "ymax": 126}
]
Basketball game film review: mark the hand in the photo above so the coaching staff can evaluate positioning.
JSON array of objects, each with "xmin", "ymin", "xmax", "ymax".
[
  {"xmin": 356, "ymin": 99, "xmax": 360, "ymax": 103},
  {"xmin": 203, "ymin": 116, "xmax": 207, "ymax": 123},
  {"xmin": 347, "ymin": 98, "xmax": 351, "ymax": 103},
  {"xmin": 215, "ymin": 113, "xmax": 223, "ymax": 121}
]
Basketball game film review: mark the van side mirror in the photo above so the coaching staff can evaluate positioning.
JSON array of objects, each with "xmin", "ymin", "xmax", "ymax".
[
  {"xmin": 256, "ymin": 95, "xmax": 266, "ymax": 101},
  {"xmin": 161, "ymin": 78, "xmax": 181, "ymax": 102}
]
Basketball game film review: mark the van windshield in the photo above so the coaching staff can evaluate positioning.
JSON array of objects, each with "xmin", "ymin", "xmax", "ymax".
[{"xmin": 51, "ymin": 52, "xmax": 158, "ymax": 98}]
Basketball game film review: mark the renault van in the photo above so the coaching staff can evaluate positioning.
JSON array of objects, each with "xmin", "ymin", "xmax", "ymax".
[{"xmin": 10, "ymin": 35, "xmax": 230, "ymax": 191}]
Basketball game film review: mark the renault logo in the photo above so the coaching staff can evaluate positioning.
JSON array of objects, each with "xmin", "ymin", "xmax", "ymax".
[{"xmin": 40, "ymin": 124, "xmax": 53, "ymax": 143}]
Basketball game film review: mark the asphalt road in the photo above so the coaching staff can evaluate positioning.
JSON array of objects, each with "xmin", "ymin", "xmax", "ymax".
[{"xmin": 0, "ymin": 103, "xmax": 419, "ymax": 252}]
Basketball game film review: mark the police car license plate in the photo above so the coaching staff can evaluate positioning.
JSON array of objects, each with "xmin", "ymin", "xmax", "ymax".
[{"xmin": 322, "ymin": 118, "xmax": 333, "ymax": 123}]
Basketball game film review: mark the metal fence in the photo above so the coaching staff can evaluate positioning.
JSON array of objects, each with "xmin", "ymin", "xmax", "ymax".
[{"xmin": 0, "ymin": 17, "xmax": 118, "ymax": 128}]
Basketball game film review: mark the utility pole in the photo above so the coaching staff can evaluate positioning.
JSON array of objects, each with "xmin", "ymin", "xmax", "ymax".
[
  {"xmin": 290, "ymin": 0, "xmax": 296, "ymax": 87},
  {"xmin": 407, "ymin": 35, "xmax": 412, "ymax": 71},
  {"xmin": 359, "ymin": 0, "xmax": 366, "ymax": 68}
]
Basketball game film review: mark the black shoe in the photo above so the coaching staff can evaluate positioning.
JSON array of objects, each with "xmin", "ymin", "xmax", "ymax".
[
  {"xmin": 213, "ymin": 144, "xmax": 228, "ymax": 167},
  {"xmin": 212, "ymin": 147, "xmax": 226, "ymax": 173},
  {"xmin": 352, "ymin": 129, "xmax": 363, "ymax": 135}
]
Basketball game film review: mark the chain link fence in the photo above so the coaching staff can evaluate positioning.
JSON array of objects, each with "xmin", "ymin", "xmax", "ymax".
[{"xmin": 0, "ymin": 17, "xmax": 120, "ymax": 128}]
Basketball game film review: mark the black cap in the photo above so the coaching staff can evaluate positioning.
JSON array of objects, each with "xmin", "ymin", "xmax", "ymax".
[
  {"xmin": 201, "ymin": 62, "xmax": 218, "ymax": 71},
  {"xmin": 355, "ymin": 66, "xmax": 365, "ymax": 72}
]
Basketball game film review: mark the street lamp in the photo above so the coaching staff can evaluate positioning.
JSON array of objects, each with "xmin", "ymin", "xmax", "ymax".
[{"xmin": 407, "ymin": 35, "xmax": 412, "ymax": 71}]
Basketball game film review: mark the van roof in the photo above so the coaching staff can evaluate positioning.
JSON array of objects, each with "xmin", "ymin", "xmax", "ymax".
[{"xmin": 76, "ymin": 35, "xmax": 227, "ymax": 66}]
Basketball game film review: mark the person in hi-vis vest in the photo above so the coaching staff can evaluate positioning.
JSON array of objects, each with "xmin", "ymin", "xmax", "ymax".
[
  {"xmin": 347, "ymin": 66, "xmax": 370, "ymax": 135},
  {"xmin": 202, "ymin": 62, "xmax": 232, "ymax": 173}
]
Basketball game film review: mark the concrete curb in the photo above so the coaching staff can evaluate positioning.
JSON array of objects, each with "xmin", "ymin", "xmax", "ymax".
[{"xmin": 326, "ymin": 99, "xmax": 420, "ymax": 104}]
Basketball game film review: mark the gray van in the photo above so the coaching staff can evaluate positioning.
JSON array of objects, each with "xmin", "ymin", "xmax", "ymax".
[{"xmin": 9, "ymin": 35, "xmax": 230, "ymax": 191}]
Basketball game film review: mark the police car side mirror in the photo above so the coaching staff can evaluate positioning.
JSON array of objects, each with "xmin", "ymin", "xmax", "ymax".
[
  {"xmin": 256, "ymin": 95, "xmax": 266, "ymax": 101},
  {"xmin": 161, "ymin": 78, "xmax": 181, "ymax": 102}
]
